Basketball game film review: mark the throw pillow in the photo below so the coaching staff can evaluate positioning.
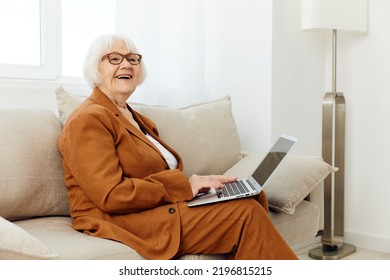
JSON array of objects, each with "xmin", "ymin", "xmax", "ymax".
[
  {"xmin": 56, "ymin": 86, "xmax": 86, "ymax": 126},
  {"xmin": 263, "ymin": 155, "xmax": 337, "ymax": 214},
  {"xmin": 0, "ymin": 217, "xmax": 58, "ymax": 260},
  {"xmin": 223, "ymin": 153, "xmax": 335, "ymax": 214},
  {"xmin": 0, "ymin": 109, "xmax": 70, "ymax": 221},
  {"xmin": 55, "ymin": 87, "xmax": 243, "ymax": 176}
]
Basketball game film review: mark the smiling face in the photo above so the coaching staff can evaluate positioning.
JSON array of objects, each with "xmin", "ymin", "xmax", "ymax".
[{"xmin": 97, "ymin": 39, "xmax": 141, "ymax": 106}]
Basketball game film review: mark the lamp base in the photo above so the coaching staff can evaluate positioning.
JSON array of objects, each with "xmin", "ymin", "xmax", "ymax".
[{"xmin": 308, "ymin": 243, "xmax": 356, "ymax": 260}]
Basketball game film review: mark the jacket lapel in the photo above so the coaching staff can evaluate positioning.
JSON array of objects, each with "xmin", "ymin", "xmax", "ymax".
[{"xmin": 89, "ymin": 88, "xmax": 171, "ymax": 164}]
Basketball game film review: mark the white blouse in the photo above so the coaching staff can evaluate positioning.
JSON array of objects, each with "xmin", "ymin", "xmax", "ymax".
[{"xmin": 145, "ymin": 133, "xmax": 178, "ymax": 170}]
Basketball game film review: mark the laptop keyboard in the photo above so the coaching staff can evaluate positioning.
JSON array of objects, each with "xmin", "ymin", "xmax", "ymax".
[{"xmin": 216, "ymin": 180, "xmax": 257, "ymax": 198}]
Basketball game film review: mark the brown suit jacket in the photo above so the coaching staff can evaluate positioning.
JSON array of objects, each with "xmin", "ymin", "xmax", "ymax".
[{"xmin": 58, "ymin": 88, "xmax": 193, "ymax": 259}]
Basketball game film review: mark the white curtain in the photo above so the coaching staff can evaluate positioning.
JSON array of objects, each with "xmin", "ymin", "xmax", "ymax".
[
  {"xmin": 116, "ymin": 0, "xmax": 273, "ymax": 152},
  {"xmin": 116, "ymin": 0, "xmax": 207, "ymax": 106}
]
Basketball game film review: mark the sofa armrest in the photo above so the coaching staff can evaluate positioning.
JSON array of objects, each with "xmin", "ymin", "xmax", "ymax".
[
  {"xmin": 305, "ymin": 181, "xmax": 324, "ymax": 232},
  {"xmin": 0, "ymin": 217, "xmax": 58, "ymax": 260}
]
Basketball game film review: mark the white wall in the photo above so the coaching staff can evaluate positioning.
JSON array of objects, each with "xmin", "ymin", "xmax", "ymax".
[
  {"xmin": 341, "ymin": 0, "xmax": 390, "ymax": 252},
  {"xmin": 0, "ymin": 79, "xmax": 89, "ymax": 114},
  {"xmin": 272, "ymin": 0, "xmax": 325, "ymax": 156},
  {"xmin": 204, "ymin": 0, "xmax": 272, "ymax": 151},
  {"xmin": 272, "ymin": 0, "xmax": 390, "ymax": 253}
]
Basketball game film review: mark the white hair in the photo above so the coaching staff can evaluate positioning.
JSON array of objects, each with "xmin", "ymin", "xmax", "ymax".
[{"xmin": 83, "ymin": 34, "xmax": 147, "ymax": 88}]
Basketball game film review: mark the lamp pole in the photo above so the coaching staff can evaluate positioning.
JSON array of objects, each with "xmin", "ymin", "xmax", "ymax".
[{"xmin": 309, "ymin": 29, "xmax": 356, "ymax": 260}]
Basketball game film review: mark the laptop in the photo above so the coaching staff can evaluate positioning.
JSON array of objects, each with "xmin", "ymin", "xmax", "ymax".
[{"xmin": 187, "ymin": 133, "xmax": 298, "ymax": 207}]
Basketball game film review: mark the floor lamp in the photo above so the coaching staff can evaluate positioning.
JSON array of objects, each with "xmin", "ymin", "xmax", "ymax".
[{"xmin": 300, "ymin": 0, "xmax": 367, "ymax": 260}]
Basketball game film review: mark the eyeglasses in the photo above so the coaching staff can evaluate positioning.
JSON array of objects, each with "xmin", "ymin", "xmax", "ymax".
[{"xmin": 102, "ymin": 52, "xmax": 142, "ymax": 65}]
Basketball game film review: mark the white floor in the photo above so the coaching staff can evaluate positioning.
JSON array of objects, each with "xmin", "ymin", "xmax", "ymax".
[{"xmin": 294, "ymin": 241, "xmax": 390, "ymax": 260}]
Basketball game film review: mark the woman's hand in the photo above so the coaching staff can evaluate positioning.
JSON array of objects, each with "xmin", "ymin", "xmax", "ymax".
[{"xmin": 188, "ymin": 174, "xmax": 238, "ymax": 197}]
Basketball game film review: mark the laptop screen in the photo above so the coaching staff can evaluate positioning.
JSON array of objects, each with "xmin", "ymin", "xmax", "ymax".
[{"xmin": 252, "ymin": 134, "xmax": 297, "ymax": 186}]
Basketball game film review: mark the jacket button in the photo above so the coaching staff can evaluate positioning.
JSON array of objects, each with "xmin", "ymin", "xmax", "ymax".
[{"xmin": 169, "ymin": 208, "xmax": 176, "ymax": 214}]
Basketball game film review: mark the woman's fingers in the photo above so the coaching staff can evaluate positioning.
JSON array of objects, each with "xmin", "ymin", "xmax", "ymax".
[{"xmin": 189, "ymin": 174, "xmax": 238, "ymax": 196}]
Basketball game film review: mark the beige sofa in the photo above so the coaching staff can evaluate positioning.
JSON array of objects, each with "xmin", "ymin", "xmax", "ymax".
[{"xmin": 0, "ymin": 87, "xmax": 336, "ymax": 260}]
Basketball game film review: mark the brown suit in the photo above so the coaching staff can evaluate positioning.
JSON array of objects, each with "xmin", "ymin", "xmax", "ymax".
[{"xmin": 58, "ymin": 88, "xmax": 297, "ymax": 260}]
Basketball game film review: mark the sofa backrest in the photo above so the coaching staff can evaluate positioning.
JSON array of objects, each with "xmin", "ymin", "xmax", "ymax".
[{"xmin": 0, "ymin": 109, "xmax": 70, "ymax": 221}]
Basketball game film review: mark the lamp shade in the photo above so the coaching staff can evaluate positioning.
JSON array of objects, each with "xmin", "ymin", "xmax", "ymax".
[{"xmin": 301, "ymin": 0, "xmax": 367, "ymax": 33}]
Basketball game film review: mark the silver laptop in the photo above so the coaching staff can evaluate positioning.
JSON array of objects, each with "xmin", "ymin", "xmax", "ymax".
[{"xmin": 187, "ymin": 134, "xmax": 298, "ymax": 207}]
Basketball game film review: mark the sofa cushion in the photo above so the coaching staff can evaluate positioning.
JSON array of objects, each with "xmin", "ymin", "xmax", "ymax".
[
  {"xmin": 224, "ymin": 153, "xmax": 335, "ymax": 215},
  {"xmin": 15, "ymin": 217, "xmax": 145, "ymax": 260},
  {"xmin": 0, "ymin": 109, "xmax": 70, "ymax": 220},
  {"xmin": 0, "ymin": 217, "xmax": 58, "ymax": 260},
  {"xmin": 15, "ymin": 216, "xmax": 225, "ymax": 260},
  {"xmin": 56, "ymin": 87, "xmax": 243, "ymax": 176}
]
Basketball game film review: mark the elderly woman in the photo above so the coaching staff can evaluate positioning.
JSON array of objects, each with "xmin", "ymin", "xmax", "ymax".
[{"xmin": 58, "ymin": 34, "xmax": 298, "ymax": 260}]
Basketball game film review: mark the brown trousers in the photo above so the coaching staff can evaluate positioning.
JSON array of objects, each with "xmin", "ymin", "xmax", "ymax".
[{"xmin": 176, "ymin": 192, "xmax": 298, "ymax": 259}]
